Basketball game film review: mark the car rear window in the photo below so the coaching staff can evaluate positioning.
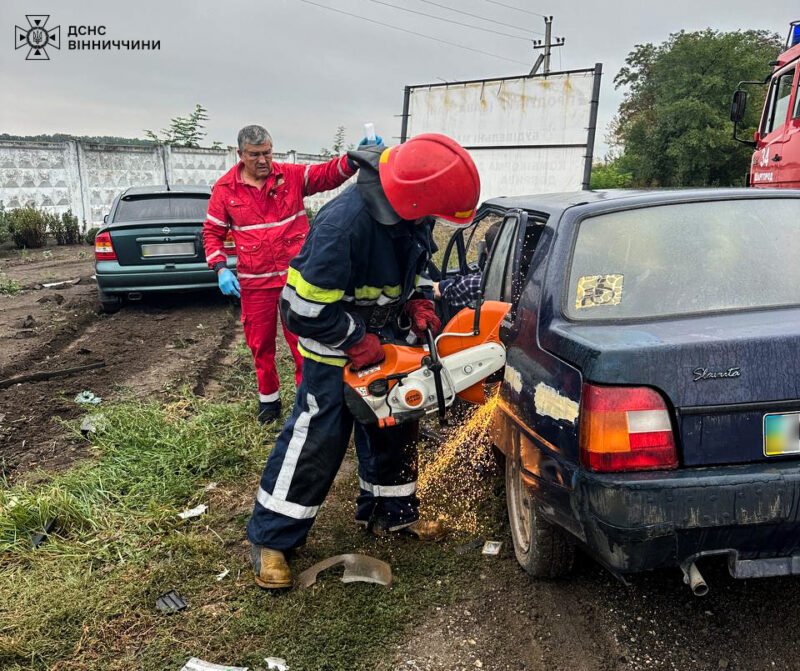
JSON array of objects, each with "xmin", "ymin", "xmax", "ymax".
[
  {"xmin": 566, "ymin": 198, "xmax": 800, "ymax": 320},
  {"xmin": 114, "ymin": 195, "xmax": 209, "ymax": 222}
]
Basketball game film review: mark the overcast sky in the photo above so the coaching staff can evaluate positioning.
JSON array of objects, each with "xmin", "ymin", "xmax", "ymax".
[{"xmin": 1, "ymin": 0, "xmax": 797, "ymax": 158}]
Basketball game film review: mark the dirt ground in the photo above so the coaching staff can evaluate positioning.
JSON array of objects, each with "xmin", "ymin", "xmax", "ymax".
[
  {"xmin": 3, "ymin": 247, "xmax": 800, "ymax": 670},
  {"xmin": 0, "ymin": 245, "xmax": 238, "ymax": 478}
]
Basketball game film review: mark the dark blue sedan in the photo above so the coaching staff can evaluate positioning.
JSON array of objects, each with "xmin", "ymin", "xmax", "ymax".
[{"xmin": 442, "ymin": 188, "xmax": 800, "ymax": 594}]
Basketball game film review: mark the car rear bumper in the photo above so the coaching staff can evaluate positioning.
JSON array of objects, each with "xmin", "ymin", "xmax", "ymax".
[
  {"xmin": 96, "ymin": 259, "xmax": 235, "ymax": 294},
  {"xmin": 569, "ymin": 462, "xmax": 800, "ymax": 574}
]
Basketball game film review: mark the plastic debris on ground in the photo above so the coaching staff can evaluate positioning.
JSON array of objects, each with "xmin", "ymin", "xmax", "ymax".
[
  {"xmin": 80, "ymin": 413, "xmax": 107, "ymax": 438},
  {"xmin": 455, "ymin": 538, "xmax": 484, "ymax": 555},
  {"xmin": 42, "ymin": 278, "xmax": 80, "ymax": 289},
  {"xmin": 177, "ymin": 504, "xmax": 208, "ymax": 520},
  {"xmin": 31, "ymin": 518, "xmax": 56, "ymax": 548},
  {"xmin": 156, "ymin": 590, "xmax": 187, "ymax": 614},
  {"xmin": 74, "ymin": 390, "xmax": 102, "ymax": 405},
  {"xmin": 481, "ymin": 541, "xmax": 502, "ymax": 556},
  {"xmin": 296, "ymin": 553, "xmax": 392, "ymax": 589},
  {"xmin": 265, "ymin": 657, "xmax": 289, "ymax": 671},
  {"xmin": 180, "ymin": 658, "xmax": 248, "ymax": 671},
  {"xmin": 215, "ymin": 568, "xmax": 230, "ymax": 581}
]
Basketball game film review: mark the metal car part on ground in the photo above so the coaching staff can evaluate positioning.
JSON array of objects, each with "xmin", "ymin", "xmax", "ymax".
[{"xmin": 296, "ymin": 553, "xmax": 392, "ymax": 588}]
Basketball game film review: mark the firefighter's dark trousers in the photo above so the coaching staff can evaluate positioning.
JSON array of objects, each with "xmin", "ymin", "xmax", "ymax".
[{"xmin": 246, "ymin": 357, "xmax": 420, "ymax": 551}]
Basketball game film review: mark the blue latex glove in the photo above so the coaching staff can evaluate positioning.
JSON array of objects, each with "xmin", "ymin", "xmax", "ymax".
[
  {"xmin": 218, "ymin": 268, "xmax": 240, "ymax": 298},
  {"xmin": 358, "ymin": 135, "xmax": 384, "ymax": 147}
]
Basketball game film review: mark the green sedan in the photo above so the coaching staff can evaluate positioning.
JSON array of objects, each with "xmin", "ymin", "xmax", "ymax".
[{"xmin": 94, "ymin": 185, "xmax": 236, "ymax": 313}]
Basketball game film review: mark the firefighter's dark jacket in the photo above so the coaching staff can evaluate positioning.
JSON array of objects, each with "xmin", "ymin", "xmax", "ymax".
[{"xmin": 279, "ymin": 184, "xmax": 435, "ymax": 367}]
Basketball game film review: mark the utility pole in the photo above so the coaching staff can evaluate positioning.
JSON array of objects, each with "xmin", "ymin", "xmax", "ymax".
[{"xmin": 529, "ymin": 16, "xmax": 565, "ymax": 76}]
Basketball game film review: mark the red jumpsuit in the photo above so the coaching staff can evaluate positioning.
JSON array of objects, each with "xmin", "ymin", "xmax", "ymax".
[{"xmin": 203, "ymin": 155, "xmax": 355, "ymax": 403}]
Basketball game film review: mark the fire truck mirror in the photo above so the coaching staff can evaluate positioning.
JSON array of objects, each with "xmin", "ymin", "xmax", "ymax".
[{"xmin": 731, "ymin": 90, "xmax": 748, "ymax": 123}]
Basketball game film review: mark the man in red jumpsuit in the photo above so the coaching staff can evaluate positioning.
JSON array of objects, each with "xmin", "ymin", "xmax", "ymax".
[{"xmin": 203, "ymin": 125, "xmax": 357, "ymax": 423}]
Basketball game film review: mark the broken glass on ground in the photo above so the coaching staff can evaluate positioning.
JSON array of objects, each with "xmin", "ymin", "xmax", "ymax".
[{"xmin": 481, "ymin": 541, "xmax": 503, "ymax": 556}]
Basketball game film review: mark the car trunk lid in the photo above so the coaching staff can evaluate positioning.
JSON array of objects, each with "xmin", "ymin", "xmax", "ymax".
[
  {"xmin": 545, "ymin": 309, "xmax": 800, "ymax": 466},
  {"xmin": 109, "ymin": 222, "xmax": 204, "ymax": 266}
]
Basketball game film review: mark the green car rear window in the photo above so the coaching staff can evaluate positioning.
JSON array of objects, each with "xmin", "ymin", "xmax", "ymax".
[
  {"xmin": 566, "ymin": 198, "xmax": 800, "ymax": 320},
  {"xmin": 114, "ymin": 195, "xmax": 209, "ymax": 222}
]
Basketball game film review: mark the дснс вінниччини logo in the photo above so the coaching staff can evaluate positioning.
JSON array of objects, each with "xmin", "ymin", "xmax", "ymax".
[{"xmin": 15, "ymin": 15, "xmax": 60, "ymax": 60}]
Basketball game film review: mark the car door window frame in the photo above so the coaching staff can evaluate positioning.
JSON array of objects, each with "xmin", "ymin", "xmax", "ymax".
[
  {"xmin": 481, "ymin": 211, "xmax": 521, "ymax": 303},
  {"xmin": 762, "ymin": 66, "xmax": 797, "ymax": 136}
]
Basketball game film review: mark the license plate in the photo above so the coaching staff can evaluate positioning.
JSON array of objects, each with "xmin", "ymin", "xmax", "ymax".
[
  {"xmin": 141, "ymin": 242, "xmax": 195, "ymax": 257},
  {"xmin": 764, "ymin": 412, "xmax": 800, "ymax": 456}
]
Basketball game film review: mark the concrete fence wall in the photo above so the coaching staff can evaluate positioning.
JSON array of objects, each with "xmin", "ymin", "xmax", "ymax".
[{"xmin": 0, "ymin": 140, "xmax": 351, "ymax": 227}]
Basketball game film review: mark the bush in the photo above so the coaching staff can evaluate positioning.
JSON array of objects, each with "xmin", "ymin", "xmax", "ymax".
[
  {"xmin": 6, "ymin": 206, "xmax": 48, "ymax": 249},
  {"xmin": 0, "ymin": 273, "xmax": 21, "ymax": 295},
  {"xmin": 0, "ymin": 203, "xmax": 9, "ymax": 246},
  {"xmin": 84, "ymin": 226, "xmax": 100, "ymax": 245},
  {"xmin": 51, "ymin": 209, "xmax": 81, "ymax": 245}
]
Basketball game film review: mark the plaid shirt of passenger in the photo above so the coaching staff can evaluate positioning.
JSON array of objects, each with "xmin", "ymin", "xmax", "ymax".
[{"xmin": 438, "ymin": 272, "xmax": 482, "ymax": 309}]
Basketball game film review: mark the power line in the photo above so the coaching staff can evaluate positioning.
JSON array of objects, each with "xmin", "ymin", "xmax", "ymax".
[
  {"xmin": 362, "ymin": 0, "xmax": 532, "ymax": 42},
  {"xmin": 480, "ymin": 0, "xmax": 547, "ymax": 18},
  {"xmin": 297, "ymin": 0, "xmax": 530, "ymax": 66},
  {"xmin": 416, "ymin": 0, "xmax": 543, "ymax": 35}
]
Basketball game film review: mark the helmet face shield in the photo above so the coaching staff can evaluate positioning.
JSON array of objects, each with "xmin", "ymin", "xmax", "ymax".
[{"xmin": 433, "ymin": 215, "xmax": 474, "ymax": 229}]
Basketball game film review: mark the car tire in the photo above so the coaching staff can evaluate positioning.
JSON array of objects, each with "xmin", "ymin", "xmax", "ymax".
[
  {"xmin": 506, "ymin": 447, "xmax": 575, "ymax": 578},
  {"xmin": 97, "ymin": 290, "xmax": 122, "ymax": 314}
]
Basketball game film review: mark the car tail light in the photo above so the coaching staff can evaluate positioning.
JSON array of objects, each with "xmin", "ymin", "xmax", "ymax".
[
  {"xmin": 579, "ymin": 383, "xmax": 678, "ymax": 472},
  {"xmin": 94, "ymin": 231, "xmax": 117, "ymax": 261},
  {"xmin": 224, "ymin": 231, "xmax": 235, "ymax": 252}
]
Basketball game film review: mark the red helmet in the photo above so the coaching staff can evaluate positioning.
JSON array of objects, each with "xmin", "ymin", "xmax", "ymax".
[{"xmin": 378, "ymin": 133, "xmax": 480, "ymax": 227}]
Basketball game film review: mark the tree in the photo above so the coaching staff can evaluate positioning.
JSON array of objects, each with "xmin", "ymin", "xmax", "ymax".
[
  {"xmin": 590, "ymin": 160, "xmax": 634, "ymax": 189},
  {"xmin": 144, "ymin": 104, "xmax": 212, "ymax": 147},
  {"xmin": 612, "ymin": 29, "xmax": 782, "ymax": 187},
  {"xmin": 319, "ymin": 125, "xmax": 353, "ymax": 157}
]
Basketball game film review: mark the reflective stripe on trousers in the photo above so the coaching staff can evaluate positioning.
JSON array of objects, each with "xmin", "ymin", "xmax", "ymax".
[{"xmin": 246, "ymin": 357, "xmax": 420, "ymax": 550}]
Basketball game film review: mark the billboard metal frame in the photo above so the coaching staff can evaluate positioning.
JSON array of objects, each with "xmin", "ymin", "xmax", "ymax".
[{"xmin": 400, "ymin": 63, "xmax": 603, "ymax": 190}]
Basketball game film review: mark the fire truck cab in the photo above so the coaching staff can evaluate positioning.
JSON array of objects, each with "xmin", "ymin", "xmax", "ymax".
[{"xmin": 731, "ymin": 21, "xmax": 800, "ymax": 187}]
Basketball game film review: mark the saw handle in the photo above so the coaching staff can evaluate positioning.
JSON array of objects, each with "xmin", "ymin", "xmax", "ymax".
[{"xmin": 424, "ymin": 329, "xmax": 448, "ymax": 425}]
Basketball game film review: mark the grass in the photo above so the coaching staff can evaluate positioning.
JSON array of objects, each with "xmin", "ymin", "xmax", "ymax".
[
  {"xmin": 0, "ymin": 337, "xmax": 504, "ymax": 670},
  {"xmin": 0, "ymin": 273, "xmax": 21, "ymax": 295}
]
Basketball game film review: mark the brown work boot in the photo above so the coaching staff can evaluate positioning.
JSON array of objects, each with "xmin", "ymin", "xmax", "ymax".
[
  {"xmin": 251, "ymin": 545, "xmax": 292, "ymax": 590},
  {"xmin": 370, "ymin": 519, "xmax": 447, "ymax": 541}
]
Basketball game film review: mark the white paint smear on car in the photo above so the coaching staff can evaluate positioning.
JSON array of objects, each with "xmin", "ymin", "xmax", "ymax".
[
  {"xmin": 534, "ymin": 383, "xmax": 579, "ymax": 424},
  {"xmin": 504, "ymin": 365, "xmax": 523, "ymax": 393}
]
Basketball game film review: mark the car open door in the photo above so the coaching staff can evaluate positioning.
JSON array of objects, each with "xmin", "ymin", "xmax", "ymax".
[{"xmin": 436, "ymin": 209, "xmax": 505, "ymax": 323}]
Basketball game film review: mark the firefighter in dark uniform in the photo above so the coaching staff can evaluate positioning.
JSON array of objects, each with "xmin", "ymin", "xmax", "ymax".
[{"xmin": 246, "ymin": 133, "xmax": 481, "ymax": 589}]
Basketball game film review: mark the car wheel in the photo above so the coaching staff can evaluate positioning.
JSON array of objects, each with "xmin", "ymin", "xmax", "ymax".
[
  {"xmin": 97, "ymin": 289, "xmax": 122, "ymax": 314},
  {"xmin": 506, "ymin": 446, "xmax": 575, "ymax": 578}
]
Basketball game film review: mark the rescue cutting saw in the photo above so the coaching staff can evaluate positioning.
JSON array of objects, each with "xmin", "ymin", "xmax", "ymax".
[{"xmin": 344, "ymin": 300, "xmax": 511, "ymax": 427}]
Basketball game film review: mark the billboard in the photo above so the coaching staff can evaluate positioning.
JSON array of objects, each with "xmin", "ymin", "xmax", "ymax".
[{"xmin": 401, "ymin": 65, "xmax": 602, "ymax": 201}]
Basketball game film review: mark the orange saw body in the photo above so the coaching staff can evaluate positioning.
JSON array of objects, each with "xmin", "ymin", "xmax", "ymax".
[{"xmin": 343, "ymin": 300, "xmax": 510, "ymax": 427}]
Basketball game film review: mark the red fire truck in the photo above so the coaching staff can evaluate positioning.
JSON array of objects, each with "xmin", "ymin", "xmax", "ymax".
[{"xmin": 731, "ymin": 21, "xmax": 800, "ymax": 187}]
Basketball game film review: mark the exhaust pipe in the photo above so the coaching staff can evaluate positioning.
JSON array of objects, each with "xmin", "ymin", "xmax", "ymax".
[
  {"xmin": 682, "ymin": 562, "xmax": 709, "ymax": 596},
  {"xmin": 127, "ymin": 292, "xmax": 143, "ymax": 301}
]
